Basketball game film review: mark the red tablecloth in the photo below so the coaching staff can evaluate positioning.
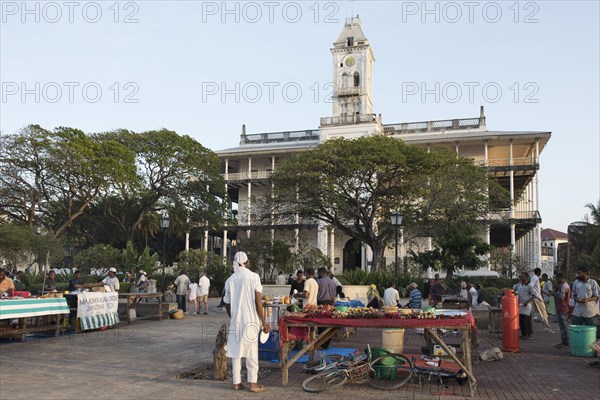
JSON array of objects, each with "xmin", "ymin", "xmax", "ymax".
[{"xmin": 279, "ymin": 312, "xmax": 475, "ymax": 343}]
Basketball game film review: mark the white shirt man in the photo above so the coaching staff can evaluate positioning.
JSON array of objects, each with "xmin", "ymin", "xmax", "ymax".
[
  {"xmin": 103, "ymin": 268, "xmax": 120, "ymax": 292},
  {"xmin": 174, "ymin": 272, "xmax": 191, "ymax": 313},
  {"xmin": 276, "ymin": 273, "xmax": 288, "ymax": 286},
  {"xmin": 383, "ymin": 285, "xmax": 400, "ymax": 307},
  {"xmin": 224, "ymin": 251, "xmax": 268, "ymax": 393},
  {"xmin": 469, "ymin": 286, "xmax": 478, "ymax": 306},
  {"xmin": 198, "ymin": 272, "xmax": 211, "ymax": 314},
  {"xmin": 299, "ymin": 268, "xmax": 318, "ymax": 309}
]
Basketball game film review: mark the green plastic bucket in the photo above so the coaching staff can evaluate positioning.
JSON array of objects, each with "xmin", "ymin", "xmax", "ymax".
[{"xmin": 569, "ymin": 325, "xmax": 597, "ymax": 357}]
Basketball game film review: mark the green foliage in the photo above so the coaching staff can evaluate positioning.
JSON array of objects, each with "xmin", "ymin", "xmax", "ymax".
[
  {"xmin": 177, "ymin": 249, "xmax": 232, "ymax": 295},
  {"xmin": 0, "ymin": 224, "xmax": 63, "ymax": 272},
  {"xmin": 119, "ymin": 283, "xmax": 131, "ymax": 293},
  {"xmin": 290, "ymin": 244, "xmax": 332, "ymax": 272},
  {"xmin": 74, "ymin": 244, "xmax": 122, "ymax": 274}
]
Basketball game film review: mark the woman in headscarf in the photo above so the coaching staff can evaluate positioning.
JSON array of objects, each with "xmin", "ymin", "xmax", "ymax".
[
  {"xmin": 367, "ymin": 283, "xmax": 382, "ymax": 308},
  {"xmin": 223, "ymin": 251, "xmax": 269, "ymax": 393}
]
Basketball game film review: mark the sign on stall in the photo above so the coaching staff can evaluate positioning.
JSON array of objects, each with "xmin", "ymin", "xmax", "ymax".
[{"xmin": 77, "ymin": 292, "xmax": 120, "ymax": 330}]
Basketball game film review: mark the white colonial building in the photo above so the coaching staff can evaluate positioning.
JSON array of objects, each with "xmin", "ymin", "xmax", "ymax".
[{"xmin": 212, "ymin": 17, "xmax": 551, "ymax": 275}]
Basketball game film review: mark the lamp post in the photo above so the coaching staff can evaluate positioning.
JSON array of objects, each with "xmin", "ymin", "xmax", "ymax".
[
  {"xmin": 508, "ymin": 243, "xmax": 514, "ymax": 278},
  {"xmin": 160, "ymin": 212, "xmax": 171, "ymax": 295},
  {"xmin": 390, "ymin": 211, "xmax": 403, "ymax": 281}
]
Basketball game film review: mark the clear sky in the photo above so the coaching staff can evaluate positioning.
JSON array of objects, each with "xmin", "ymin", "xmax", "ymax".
[{"xmin": 1, "ymin": 0, "xmax": 599, "ymax": 233}]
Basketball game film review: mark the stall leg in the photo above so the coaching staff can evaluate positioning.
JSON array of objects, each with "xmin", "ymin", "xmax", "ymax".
[{"xmin": 280, "ymin": 340, "xmax": 291, "ymax": 386}]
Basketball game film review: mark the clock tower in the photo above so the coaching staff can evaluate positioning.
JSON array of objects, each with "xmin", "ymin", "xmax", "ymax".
[{"xmin": 321, "ymin": 16, "xmax": 381, "ymax": 140}]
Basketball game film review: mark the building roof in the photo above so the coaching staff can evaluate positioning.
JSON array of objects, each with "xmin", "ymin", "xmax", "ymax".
[{"xmin": 541, "ymin": 228, "xmax": 568, "ymax": 240}]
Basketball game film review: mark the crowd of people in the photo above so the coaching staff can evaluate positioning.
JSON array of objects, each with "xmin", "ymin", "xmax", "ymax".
[{"xmin": 514, "ymin": 266, "xmax": 600, "ymax": 348}]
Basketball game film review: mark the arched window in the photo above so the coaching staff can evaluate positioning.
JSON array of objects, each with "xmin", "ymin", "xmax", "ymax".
[
  {"xmin": 341, "ymin": 73, "xmax": 348, "ymax": 89},
  {"xmin": 353, "ymin": 72, "xmax": 360, "ymax": 87}
]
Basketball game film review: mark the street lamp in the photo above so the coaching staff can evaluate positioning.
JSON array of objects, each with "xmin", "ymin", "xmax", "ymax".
[
  {"xmin": 160, "ymin": 212, "xmax": 171, "ymax": 295},
  {"xmin": 390, "ymin": 211, "xmax": 403, "ymax": 281},
  {"xmin": 508, "ymin": 243, "xmax": 514, "ymax": 278}
]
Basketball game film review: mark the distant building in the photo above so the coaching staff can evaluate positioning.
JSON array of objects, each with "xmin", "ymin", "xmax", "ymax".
[
  {"xmin": 541, "ymin": 228, "xmax": 568, "ymax": 275},
  {"xmin": 211, "ymin": 17, "xmax": 551, "ymax": 274}
]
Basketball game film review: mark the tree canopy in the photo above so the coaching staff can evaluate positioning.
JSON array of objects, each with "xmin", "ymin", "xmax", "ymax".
[{"xmin": 270, "ymin": 135, "xmax": 504, "ymax": 274}]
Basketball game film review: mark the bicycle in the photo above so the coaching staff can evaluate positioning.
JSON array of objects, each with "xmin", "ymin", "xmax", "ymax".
[
  {"xmin": 301, "ymin": 345, "xmax": 412, "ymax": 392},
  {"xmin": 302, "ymin": 346, "xmax": 468, "ymax": 392}
]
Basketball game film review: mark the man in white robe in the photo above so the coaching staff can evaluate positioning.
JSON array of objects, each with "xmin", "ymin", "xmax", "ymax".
[{"xmin": 224, "ymin": 251, "xmax": 269, "ymax": 393}]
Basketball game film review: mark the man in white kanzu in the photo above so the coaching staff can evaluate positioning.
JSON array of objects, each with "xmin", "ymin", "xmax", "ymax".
[
  {"xmin": 198, "ymin": 271, "xmax": 210, "ymax": 315},
  {"xmin": 224, "ymin": 252, "xmax": 269, "ymax": 393},
  {"xmin": 103, "ymin": 267, "xmax": 120, "ymax": 292}
]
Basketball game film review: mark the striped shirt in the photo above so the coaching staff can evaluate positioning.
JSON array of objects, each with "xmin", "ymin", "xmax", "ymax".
[{"xmin": 408, "ymin": 288, "xmax": 422, "ymax": 309}]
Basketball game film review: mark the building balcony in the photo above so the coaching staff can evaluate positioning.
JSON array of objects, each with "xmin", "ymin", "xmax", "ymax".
[
  {"xmin": 224, "ymin": 170, "xmax": 272, "ymax": 182},
  {"xmin": 383, "ymin": 117, "xmax": 484, "ymax": 135},
  {"xmin": 240, "ymin": 129, "xmax": 320, "ymax": 145},
  {"xmin": 335, "ymin": 87, "xmax": 360, "ymax": 96},
  {"xmin": 320, "ymin": 113, "xmax": 378, "ymax": 127},
  {"xmin": 487, "ymin": 210, "xmax": 541, "ymax": 225}
]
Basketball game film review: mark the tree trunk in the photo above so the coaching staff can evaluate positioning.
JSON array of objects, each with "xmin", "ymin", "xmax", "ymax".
[{"xmin": 213, "ymin": 323, "xmax": 228, "ymax": 380}]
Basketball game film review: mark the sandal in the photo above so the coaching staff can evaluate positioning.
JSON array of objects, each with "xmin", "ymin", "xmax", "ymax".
[
  {"xmin": 233, "ymin": 384, "xmax": 244, "ymax": 390},
  {"xmin": 249, "ymin": 384, "xmax": 266, "ymax": 393}
]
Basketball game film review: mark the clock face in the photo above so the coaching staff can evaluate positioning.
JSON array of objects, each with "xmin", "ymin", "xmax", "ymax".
[{"xmin": 344, "ymin": 57, "xmax": 356, "ymax": 67}]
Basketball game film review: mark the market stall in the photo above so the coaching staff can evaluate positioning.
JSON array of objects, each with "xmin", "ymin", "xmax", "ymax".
[
  {"xmin": 0, "ymin": 297, "xmax": 70, "ymax": 341},
  {"xmin": 279, "ymin": 307, "xmax": 477, "ymax": 397},
  {"xmin": 66, "ymin": 291, "xmax": 120, "ymax": 331}
]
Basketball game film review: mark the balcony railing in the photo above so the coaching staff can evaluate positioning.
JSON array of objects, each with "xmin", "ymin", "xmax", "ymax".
[
  {"xmin": 336, "ymin": 87, "xmax": 360, "ymax": 96},
  {"xmin": 479, "ymin": 157, "xmax": 539, "ymax": 168},
  {"xmin": 320, "ymin": 113, "xmax": 378, "ymax": 127},
  {"xmin": 240, "ymin": 129, "xmax": 320, "ymax": 145},
  {"xmin": 224, "ymin": 170, "xmax": 272, "ymax": 181},
  {"xmin": 383, "ymin": 117, "xmax": 484, "ymax": 135},
  {"xmin": 487, "ymin": 210, "xmax": 541, "ymax": 222}
]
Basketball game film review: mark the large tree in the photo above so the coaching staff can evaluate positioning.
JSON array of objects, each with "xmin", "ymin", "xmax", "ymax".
[
  {"xmin": 98, "ymin": 129, "xmax": 228, "ymax": 242},
  {"xmin": 0, "ymin": 125, "xmax": 136, "ymax": 236},
  {"xmin": 270, "ymin": 136, "xmax": 502, "ymax": 273},
  {"xmin": 270, "ymin": 135, "xmax": 432, "ymax": 270}
]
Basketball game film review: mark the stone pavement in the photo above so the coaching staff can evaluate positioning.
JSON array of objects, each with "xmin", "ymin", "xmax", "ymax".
[{"xmin": 1, "ymin": 299, "xmax": 598, "ymax": 400}]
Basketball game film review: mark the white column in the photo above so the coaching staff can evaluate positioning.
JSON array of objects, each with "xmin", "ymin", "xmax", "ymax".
[
  {"xmin": 223, "ymin": 230, "xmax": 228, "ymax": 258},
  {"xmin": 328, "ymin": 227, "xmax": 335, "ymax": 270},
  {"xmin": 185, "ymin": 232, "xmax": 190, "ymax": 252},
  {"xmin": 317, "ymin": 221, "xmax": 328, "ymax": 255},
  {"xmin": 484, "ymin": 141, "xmax": 489, "ymax": 166},
  {"xmin": 203, "ymin": 229, "xmax": 209, "ymax": 252},
  {"xmin": 427, "ymin": 237, "xmax": 433, "ymax": 278},
  {"xmin": 247, "ymin": 157, "xmax": 252, "ymax": 238}
]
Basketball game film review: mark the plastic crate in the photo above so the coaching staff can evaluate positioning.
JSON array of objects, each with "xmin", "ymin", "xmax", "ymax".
[
  {"xmin": 258, "ymin": 331, "xmax": 280, "ymax": 361},
  {"xmin": 13, "ymin": 291, "xmax": 30, "ymax": 298},
  {"xmin": 373, "ymin": 365, "xmax": 397, "ymax": 380}
]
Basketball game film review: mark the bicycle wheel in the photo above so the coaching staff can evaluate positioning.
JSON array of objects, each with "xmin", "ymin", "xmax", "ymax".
[
  {"xmin": 304, "ymin": 354, "xmax": 344, "ymax": 374},
  {"xmin": 302, "ymin": 370, "xmax": 348, "ymax": 393},
  {"xmin": 368, "ymin": 353, "xmax": 414, "ymax": 390}
]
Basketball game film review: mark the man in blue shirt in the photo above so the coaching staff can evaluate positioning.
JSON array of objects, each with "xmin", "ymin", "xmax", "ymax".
[
  {"xmin": 407, "ymin": 282, "xmax": 422, "ymax": 309},
  {"xmin": 317, "ymin": 267, "xmax": 337, "ymax": 306}
]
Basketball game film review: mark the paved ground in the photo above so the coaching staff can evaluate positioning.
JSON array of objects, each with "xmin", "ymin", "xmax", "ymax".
[{"xmin": 1, "ymin": 299, "xmax": 598, "ymax": 400}]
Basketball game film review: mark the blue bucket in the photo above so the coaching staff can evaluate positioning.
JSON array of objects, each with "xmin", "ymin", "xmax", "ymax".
[{"xmin": 569, "ymin": 325, "xmax": 596, "ymax": 357}]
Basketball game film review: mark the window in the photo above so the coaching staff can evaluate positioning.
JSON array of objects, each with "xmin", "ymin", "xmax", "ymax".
[
  {"xmin": 353, "ymin": 72, "xmax": 360, "ymax": 86},
  {"xmin": 347, "ymin": 37, "xmax": 354, "ymax": 46}
]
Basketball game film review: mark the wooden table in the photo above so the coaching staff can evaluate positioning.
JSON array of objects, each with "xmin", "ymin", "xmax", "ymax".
[
  {"xmin": 279, "ymin": 312, "xmax": 478, "ymax": 397},
  {"xmin": 119, "ymin": 293, "xmax": 163, "ymax": 323},
  {"xmin": 0, "ymin": 298, "xmax": 70, "ymax": 341}
]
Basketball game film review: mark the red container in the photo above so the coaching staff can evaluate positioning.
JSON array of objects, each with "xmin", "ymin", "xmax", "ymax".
[
  {"xmin": 13, "ymin": 291, "xmax": 30, "ymax": 298},
  {"xmin": 501, "ymin": 289, "xmax": 519, "ymax": 352}
]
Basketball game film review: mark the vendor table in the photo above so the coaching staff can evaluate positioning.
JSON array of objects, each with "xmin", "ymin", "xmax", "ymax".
[
  {"xmin": 0, "ymin": 298, "xmax": 69, "ymax": 341},
  {"xmin": 279, "ymin": 312, "xmax": 477, "ymax": 396},
  {"xmin": 119, "ymin": 293, "xmax": 163, "ymax": 323}
]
